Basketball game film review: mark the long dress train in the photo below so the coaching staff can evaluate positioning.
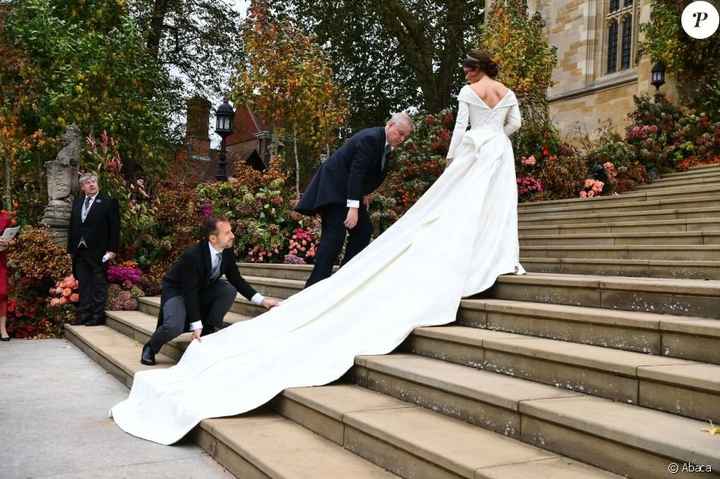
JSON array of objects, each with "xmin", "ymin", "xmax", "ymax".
[{"xmin": 110, "ymin": 85, "xmax": 525, "ymax": 445}]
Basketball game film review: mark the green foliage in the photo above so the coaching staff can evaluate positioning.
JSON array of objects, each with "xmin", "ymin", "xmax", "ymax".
[
  {"xmin": 128, "ymin": 0, "xmax": 244, "ymax": 98},
  {"xmin": 3, "ymin": 0, "xmax": 180, "ymax": 180},
  {"xmin": 641, "ymin": 0, "xmax": 720, "ymax": 113}
]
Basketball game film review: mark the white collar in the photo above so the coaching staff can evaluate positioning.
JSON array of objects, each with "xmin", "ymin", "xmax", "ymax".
[{"xmin": 208, "ymin": 242, "xmax": 224, "ymax": 257}]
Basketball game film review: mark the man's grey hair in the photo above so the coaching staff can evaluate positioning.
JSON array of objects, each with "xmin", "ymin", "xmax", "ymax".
[
  {"xmin": 79, "ymin": 173, "xmax": 98, "ymax": 185},
  {"xmin": 388, "ymin": 111, "xmax": 414, "ymax": 131}
]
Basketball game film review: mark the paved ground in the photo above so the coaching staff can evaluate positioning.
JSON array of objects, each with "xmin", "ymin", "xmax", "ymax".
[{"xmin": 1, "ymin": 339, "xmax": 234, "ymax": 479}]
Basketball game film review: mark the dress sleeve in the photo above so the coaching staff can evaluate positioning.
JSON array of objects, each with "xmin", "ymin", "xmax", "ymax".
[
  {"xmin": 446, "ymin": 99, "xmax": 469, "ymax": 160},
  {"xmin": 503, "ymin": 102, "xmax": 522, "ymax": 136}
]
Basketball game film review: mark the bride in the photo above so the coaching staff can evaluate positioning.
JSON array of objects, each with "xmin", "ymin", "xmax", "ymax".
[{"xmin": 111, "ymin": 49, "xmax": 526, "ymax": 445}]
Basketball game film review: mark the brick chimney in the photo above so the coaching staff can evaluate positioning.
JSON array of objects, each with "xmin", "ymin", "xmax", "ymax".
[{"xmin": 186, "ymin": 96, "xmax": 210, "ymax": 158}]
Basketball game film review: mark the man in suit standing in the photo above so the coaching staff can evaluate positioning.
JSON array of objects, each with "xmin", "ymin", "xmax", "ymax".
[
  {"xmin": 68, "ymin": 173, "xmax": 120, "ymax": 326},
  {"xmin": 141, "ymin": 216, "xmax": 280, "ymax": 365},
  {"xmin": 296, "ymin": 112, "xmax": 414, "ymax": 288}
]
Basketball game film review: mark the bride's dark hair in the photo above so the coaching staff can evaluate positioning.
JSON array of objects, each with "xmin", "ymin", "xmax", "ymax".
[{"xmin": 462, "ymin": 49, "xmax": 500, "ymax": 79}]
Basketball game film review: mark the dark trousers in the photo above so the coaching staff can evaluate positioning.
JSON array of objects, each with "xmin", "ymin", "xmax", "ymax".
[
  {"xmin": 305, "ymin": 203, "xmax": 372, "ymax": 288},
  {"xmin": 147, "ymin": 279, "xmax": 237, "ymax": 353},
  {"xmin": 73, "ymin": 250, "xmax": 108, "ymax": 323}
]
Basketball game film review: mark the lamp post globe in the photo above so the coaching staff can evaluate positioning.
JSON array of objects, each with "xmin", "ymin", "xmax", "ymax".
[{"xmin": 215, "ymin": 97, "xmax": 235, "ymax": 181}]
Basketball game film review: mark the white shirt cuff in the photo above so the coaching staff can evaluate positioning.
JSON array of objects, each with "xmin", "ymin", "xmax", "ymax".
[
  {"xmin": 346, "ymin": 199, "xmax": 360, "ymax": 208},
  {"xmin": 190, "ymin": 321, "xmax": 203, "ymax": 331},
  {"xmin": 251, "ymin": 292, "xmax": 265, "ymax": 305}
]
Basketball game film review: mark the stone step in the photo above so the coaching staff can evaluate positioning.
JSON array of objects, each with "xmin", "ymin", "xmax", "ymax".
[
  {"xmin": 519, "ymin": 205, "xmax": 720, "ymax": 226},
  {"xmin": 520, "ymin": 218, "xmax": 720, "ymax": 235},
  {"xmin": 521, "ymin": 257, "xmax": 720, "ymax": 280},
  {"xmin": 518, "ymin": 182, "xmax": 720, "ymax": 210},
  {"xmin": 519, "ymin": 193, "xmax": 720, "ymax": 218},
  {"xmin": 664, "ymin": 164, "xmax": 720, "ymax": 177},
  {"xmin": 520, "ymin": 231, "xmax": 720, "ymax": 247},
  {"xmin": 459, "ymin": 298, "xmax": 720, "ymax": 364},
  {"xmin": 405, "ymin": 326, "xmax": 720, "ymax": 423},
  {"xmin": 239, "ymin": 269, "xmax": 720, "ymax": 319},
  {"xmin": 63, "ymin": 324, "xmax": 399, "ymax": 479},
  {"xmin": 638, "ymin": 172, "xmax": 720, "ymax": 190},
  {"xmin": 274, "ymin": 384, "xmax": 621, "ymax": 479},
  {"xmin": 68, "ymin": 315, "xmax": 618, "ymax": 478},
  {"xmin": 490, "ymin": 272, "xmax": 720, "ymax": 319},
  {"xmin": 519, "ymin": 245, "xmax": 720, "ymax": 261},
  {"xmin": 349, "ymin": 354, "xmax": 720, "ymax": 479}
]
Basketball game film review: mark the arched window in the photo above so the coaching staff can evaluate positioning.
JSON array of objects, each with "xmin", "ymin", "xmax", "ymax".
[
  {"xmin": 607, "ymin": 19, "xmax": 618, "ymax": 74},
  {"xmin": 605, "ymin": 0, "xmax": 637, "ymax": 75},
  {"xmin": 621, "ymin": 15, "xmax": 632, "ymax": 70}
]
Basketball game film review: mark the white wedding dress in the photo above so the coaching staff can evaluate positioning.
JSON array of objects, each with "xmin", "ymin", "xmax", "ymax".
[{"xmin": 111, "ymin": 85, "xmax": 526, "ymax": 445}]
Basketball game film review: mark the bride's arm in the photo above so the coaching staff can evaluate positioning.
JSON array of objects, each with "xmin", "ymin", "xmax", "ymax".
[
  {"xmin": 504, "ymin": 102, "xmax": 522, "ymax": 136},
  {"xmin": 446, "ymin": 100, "xmax": 469, "ymax": 161}
]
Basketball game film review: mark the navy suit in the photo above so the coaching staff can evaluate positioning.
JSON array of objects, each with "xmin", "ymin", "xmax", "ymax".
[{"xmin": 296, "ymin": 127, "xmax": 391, "ymax": 287}]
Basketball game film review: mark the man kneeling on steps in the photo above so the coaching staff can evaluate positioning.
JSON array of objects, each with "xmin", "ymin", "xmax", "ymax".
[{"xmin": 141, "ymin": 216, "xmax": 280, "ymax": 365}]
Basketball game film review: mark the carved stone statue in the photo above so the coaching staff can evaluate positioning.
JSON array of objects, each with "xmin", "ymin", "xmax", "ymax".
[{"xmin": 41, "ymin": 124, "xmax": 82, "ymax": 245}]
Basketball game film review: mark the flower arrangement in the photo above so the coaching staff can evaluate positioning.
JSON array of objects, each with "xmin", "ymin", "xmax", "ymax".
[
  {"xmin": 579, "ymin": 179, "xmax": 605, "ymax": 198},
  {"xmin": 106, "ymin": 261, "xmax": 144, "ymax": 310},
  {"xmin": 516, "ymin": 175, "xmax": 544, "ymax": 201},
  {"xmin": 49, "ymin": 275, "xmax": 80, "ymax": 307},
  {"xmin": 285, "ymin": 227, "xmax": 318, "ymax": 264},
  {"xmin": 107, "ymin": 263, "xmax": 143, "ymax": 285}
]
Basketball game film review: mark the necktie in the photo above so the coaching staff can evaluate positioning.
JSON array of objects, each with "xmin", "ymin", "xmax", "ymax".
[
  {"xmin": 82, "ymin": 196, "xmax": 92, "ymax": 222},
  {"xmin": 210, "ymin": 252, "xmax": 223, "ymax": 280},
  {"xmin": 381, "ymin": 144, "xmax": 392, "ymax": 171}
]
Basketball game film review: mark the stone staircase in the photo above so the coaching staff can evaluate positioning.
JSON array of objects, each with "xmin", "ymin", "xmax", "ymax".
[
  {"xmin": 518, "ymin": 164, "xmax": 720, "ymax": 279},
  {"xmin": 64, "ymin": 165, "xmax": 720, "ymax": 478}
]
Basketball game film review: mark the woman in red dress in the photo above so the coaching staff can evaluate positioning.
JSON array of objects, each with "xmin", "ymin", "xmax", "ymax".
[{"xmin": 0, "ymin": 210, "xmax": 12, "ymax": 341}]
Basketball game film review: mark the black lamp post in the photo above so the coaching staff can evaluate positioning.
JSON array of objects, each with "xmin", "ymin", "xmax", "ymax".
[
  {"xmin": 215, "ymin": 97, "xmax": 235, "ymax": 181},
  {"xmin": 651, "ymin": 61, "xmax": 666, "ymax": 93}
]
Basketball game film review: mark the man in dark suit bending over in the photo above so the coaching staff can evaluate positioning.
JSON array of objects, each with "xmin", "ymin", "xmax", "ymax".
[
  {"xmin": 141, "ymin": 217, "xmax": 280, "ymax": 365},
  {"xmin": 296, "ymin": 112, "xmax": 414, "ymax": 288}
]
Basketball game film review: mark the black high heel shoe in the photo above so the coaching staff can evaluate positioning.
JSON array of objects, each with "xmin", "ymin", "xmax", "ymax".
[{"xmin": 0, "ymin": 336, "xmax": 10, "ymax": 342}]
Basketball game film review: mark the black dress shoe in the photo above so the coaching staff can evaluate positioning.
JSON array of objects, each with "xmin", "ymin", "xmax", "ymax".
[
  {"xmin": 0, "ymin": 336, "xmax": 9, "ymax": 342},
  {"xmin": 140, "ymin": 343, "xmax": 156, "ymax": 366},
  {"xmin": 84, "ymin": 318, "xmax": 106, "ymax": 326}
]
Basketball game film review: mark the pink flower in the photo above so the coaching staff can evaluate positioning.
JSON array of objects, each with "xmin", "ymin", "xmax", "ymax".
[
  {"xmin": 522, "ymin": 155, "xmax": 537, "ymax": 166},
  {"xmin": 592, "ymin": 181, "xmax": 604, "ymax": 192},
  {"xmin": 587, "ymin": 190, "xmax": 596, "ymax": 198},
  {"xmin": 580, "ymin": 191, "xmax": 588, "ymax": 198},
  {"xmin": 584, "ymin": 179, "xmax": 594, "ymax": 188}
]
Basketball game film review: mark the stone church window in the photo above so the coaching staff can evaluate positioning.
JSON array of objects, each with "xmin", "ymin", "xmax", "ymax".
[{"xmin": 605, "ymin": 0, "xmax": 637, "ymax": 75}]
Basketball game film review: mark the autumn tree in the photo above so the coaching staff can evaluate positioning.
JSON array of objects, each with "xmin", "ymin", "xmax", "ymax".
[
  {"xmin": 480, "ymin": 0, "xmax": 558, "ymax": 158},
  {"xmin": 481, "ymin": 0, "xmax": 557, "ymax": 133},
  {"xmin": 231, "ymin": 2, "xmax": 348, "ymax": 196},
  {"xmin": 270, "ymin": 0, "xmax": 485, "ymax": 130}
]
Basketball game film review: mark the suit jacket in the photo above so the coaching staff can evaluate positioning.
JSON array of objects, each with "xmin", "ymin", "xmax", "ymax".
[
  {"xmin": 296, "ymin": 127, "xmax": 389, "ymax": 215},
  {"xmin": 158, "ymin": 240, "xmax": 259, "ymax": 330},
  {"xmin": 67, "ymin": 193, "xmax": 120, "ymax": 256}
]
